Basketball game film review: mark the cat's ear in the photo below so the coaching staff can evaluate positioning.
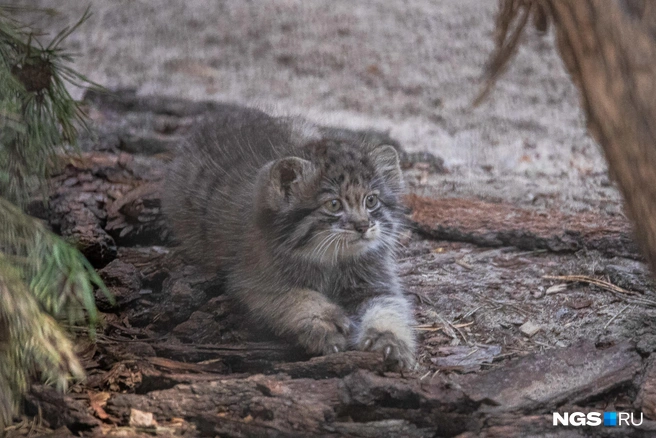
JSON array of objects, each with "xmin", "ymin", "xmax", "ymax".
[
  {"xmin": 256, "ymin": 157, "xmax": 314, "ymax": 210},
  {"xmin": 370, "ymin": 145, "xmax": 403, "ymax": 191}
]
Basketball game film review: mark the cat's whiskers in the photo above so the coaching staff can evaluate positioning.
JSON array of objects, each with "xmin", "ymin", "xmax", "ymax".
[
  {"xmin": 319, "ymin": 233, "xmax": 341, "ymax": 264},
  {"xmin": 333, "ymin": 234, "xmax": 345, "ymax": 264},
  {"xmin": 308, "ymin": 230, "xmax": 338, "ymax": 261},
  {"xmin": 373, "ymin": 228, "xmax": 403, "ymax": 254}
]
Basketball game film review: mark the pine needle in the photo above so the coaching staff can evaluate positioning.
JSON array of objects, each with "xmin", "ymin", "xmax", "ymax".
[
  {"xmin": 542, "ymin": 274, "xmax": 637, "ymax": 296},
  {"xmin": 0, "ymin": 5, "xmax": 108, "ymax": 428}
]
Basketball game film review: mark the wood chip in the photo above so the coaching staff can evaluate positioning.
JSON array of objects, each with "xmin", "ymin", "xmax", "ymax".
[
  {"xmin": 519, "ymin": 321, "xmax": 541, "ymax": 337},
  {"xmin": 546, "ymin": 284, "xmax": 568, "ymax": 294},
  {"xmin": 88, "ymin": 391, "xmax": 111, "ymax": 421},
  {"xmin": 568, "ymin": 298, "xmax": 593, "ymax": 310},
  {"xmin": 129, "ymin": 409, "xmax": 156, "ymax": 428}
]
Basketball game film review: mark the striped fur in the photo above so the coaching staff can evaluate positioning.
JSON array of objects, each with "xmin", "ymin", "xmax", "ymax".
[{"xmin": 163, "ymin": 106, "xmax": 416, "ymax": 368}]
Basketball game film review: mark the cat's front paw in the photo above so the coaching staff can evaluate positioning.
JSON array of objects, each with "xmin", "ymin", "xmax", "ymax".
[
  {"xmin": 358, "ymin": 328, "xmax": 416, "ymax": 370},
  {"xmin": 296, "ymin": 304, "xmax": 351, "ymax": 356}
]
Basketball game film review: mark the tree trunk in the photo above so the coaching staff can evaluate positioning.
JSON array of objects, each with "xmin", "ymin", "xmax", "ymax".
[{"xmin": 547, "ymin": 0, "xmax": 656, "ymax": 272}]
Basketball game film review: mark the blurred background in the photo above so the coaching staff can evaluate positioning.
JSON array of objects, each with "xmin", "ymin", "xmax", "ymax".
[{"xmin": 12, "ymin": 0, "xmax": 619, "ymax": 213}]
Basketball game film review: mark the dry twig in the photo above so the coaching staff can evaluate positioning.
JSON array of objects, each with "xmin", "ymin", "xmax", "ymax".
[
  {"xmin": 604, "ymin": 304, "xmax": 632, "ymax": 330},
  {"xmin": 415, "ymin": 322, "xmax": 474, "ymax": 332},
  {"xmin": 542, "ymin": 274, "xmax": 637, "ymax": 296}
]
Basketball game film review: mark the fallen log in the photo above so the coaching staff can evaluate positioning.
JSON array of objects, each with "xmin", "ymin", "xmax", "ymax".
[{"xmin": 407, "ymin": 194, "xmax": 638, "ymax": 258}]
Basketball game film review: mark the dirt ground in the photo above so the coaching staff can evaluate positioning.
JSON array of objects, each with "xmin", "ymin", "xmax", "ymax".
[{"xmin": 5, "ymin": 1, "xmax": 656, "ymax": 437}]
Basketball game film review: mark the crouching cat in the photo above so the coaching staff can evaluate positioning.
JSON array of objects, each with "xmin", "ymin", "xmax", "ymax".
[{"xmin": 163, "ymin": 106, "xmax": 416, "ymax": 369}]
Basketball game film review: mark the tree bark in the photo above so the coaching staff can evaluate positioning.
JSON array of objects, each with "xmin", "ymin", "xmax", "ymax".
[{"xmin": 547, "ymin": 0, "xmax": 656, "ymax": 272}]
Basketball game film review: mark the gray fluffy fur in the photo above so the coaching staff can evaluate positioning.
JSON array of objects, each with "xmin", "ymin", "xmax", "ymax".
[{"xmin": 163, "ymin": 105, "xmax": 416, "ymax": 368}]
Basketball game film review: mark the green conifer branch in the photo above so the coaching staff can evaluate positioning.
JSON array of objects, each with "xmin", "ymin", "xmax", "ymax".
[{"xmin": 0, "ymin": 5, "xmax": 110, "ymax": 430}]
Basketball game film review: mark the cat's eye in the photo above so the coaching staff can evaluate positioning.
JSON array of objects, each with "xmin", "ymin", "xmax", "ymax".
[
  {"xmin": 365, "ymin": 194, "xmax": 379, "ymax": 209},
  {"xmin": 325, "ymin": 199, "xmax": 343, "ymax": 213}
]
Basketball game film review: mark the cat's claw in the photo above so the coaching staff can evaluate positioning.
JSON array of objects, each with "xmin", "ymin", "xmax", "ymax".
[
  {"xmin": 358, "ymin": 329, "xmax": 416, "ymax": 370},
  {"xmin": 296, "ymin": 303, "xmax": 351, "ymax": 356}
]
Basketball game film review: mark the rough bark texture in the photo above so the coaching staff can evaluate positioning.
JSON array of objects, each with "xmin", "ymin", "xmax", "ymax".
[
  {"xmin": 548, "ymin": 0, "xmax": 656, "ymax": 273},
  {"xmin": 16, "ymin": 91, "xmax": 656, "ymax": 438},
  {"xmin": 407, "ymin": 194, "xmax": 638, "ymax": 258}
]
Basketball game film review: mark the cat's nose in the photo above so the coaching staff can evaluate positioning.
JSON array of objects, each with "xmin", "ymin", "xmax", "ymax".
[{"xmin": 354, "ymin": 221, "xmax": 370, "ymax": 234}]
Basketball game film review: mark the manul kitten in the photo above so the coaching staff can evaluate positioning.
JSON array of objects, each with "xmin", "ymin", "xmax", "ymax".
[{"xmin": 163, "ymin": 106, "xmax": 416, "ymax": 368}]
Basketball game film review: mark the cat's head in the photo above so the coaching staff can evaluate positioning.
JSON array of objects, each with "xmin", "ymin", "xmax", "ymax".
[{"xmin": 255, "ymin": 140, "xmax": 405, "ymax": 264}]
